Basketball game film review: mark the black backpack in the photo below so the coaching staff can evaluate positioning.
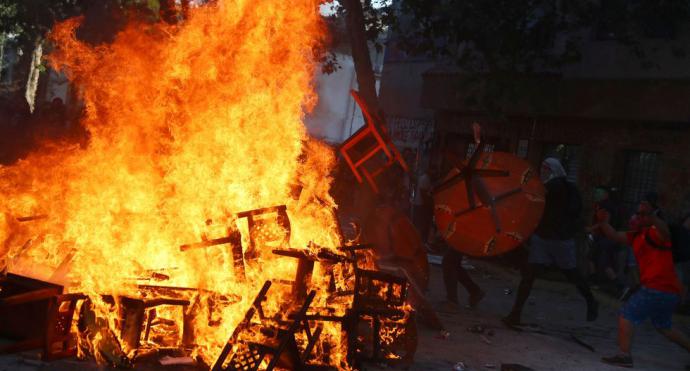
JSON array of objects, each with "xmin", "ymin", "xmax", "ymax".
[
  {"xmin": 565, "ymin": 181, "xmax": 585, "ymax": 234},
  {"xmin": 641, "ymin": 223, "xmax": 690, "ymax": 263},
  {"xmin": 670, "ymin": 224, "xmax": 690, "ymax": 263}
]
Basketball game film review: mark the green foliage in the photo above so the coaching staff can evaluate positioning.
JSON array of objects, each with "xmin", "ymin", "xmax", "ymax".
[
  {"xmin": 0, "ymin": 0, "xmax": 181, "ymax": 43},
  {"xmin": 0, "ymin": 0, "xmax": 186, "ymax": 93},
  {"xmin": 0, "ymin": 2, "xmax": 21, "ymax": 36},
  {"xmin": 595, "ymin": 0, "xmax": 690, "ymax": 68},
  {"xmin": 391, "ymin": 0, "xmax": 690, "ymax": 113},
  {"xmin": 396, "ymin": 0, "xmax": 591, "ymax": 74},
  {"xmin": 395, "ymin": 0, "xmax": 690, "ymax": 73},
  {"xmin": 0, "ymin": 0, "xmax": 83, "ymax": 43},
  {"xmin": 323, "ymin": 0, "xmax": 395, "ymax": 53},
  {"xmin": 146, "ymin": 0, "xmax": 161, "ymax": 13}
]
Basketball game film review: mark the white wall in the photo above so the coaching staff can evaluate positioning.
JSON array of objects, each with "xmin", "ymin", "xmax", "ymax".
[
  {"xmin": 305, "ymin": 45, "xmax": 386, "ymax": 144},
  {"xmin": 44, "ymin": 70, "xmax": 70, "ymax": 103},
  {"xmin": 305, "ymin": 53, "xmax": 363, "ymax": 143}
]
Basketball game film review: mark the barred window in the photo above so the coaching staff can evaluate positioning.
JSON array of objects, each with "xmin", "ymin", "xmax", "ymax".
[
  {"xmin": 466, "ymin": 142, "xmax": 494, "ymax": 159},
  {"xmin": 622, "ymin": 151, "xmax": 660, "ymax": 217},
  {"xmin": 517, "ymin": 139, "xmax": 529, "ymax": 159}
]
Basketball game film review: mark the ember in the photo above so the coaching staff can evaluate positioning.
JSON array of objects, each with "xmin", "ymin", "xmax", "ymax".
[{"xmin": 0, "ymin": 0, "xmax": 411, "ymax": 369}]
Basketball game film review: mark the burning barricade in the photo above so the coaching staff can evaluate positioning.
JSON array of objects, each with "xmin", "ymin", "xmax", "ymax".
[
  {"xmin": 0, "ymin": 1, "xmax": 414, "ymax": 369},
  {"xmin": 0, "ymin": 206, "xmax": 415, "ymax": 369}
]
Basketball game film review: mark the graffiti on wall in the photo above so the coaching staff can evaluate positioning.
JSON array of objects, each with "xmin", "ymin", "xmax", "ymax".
[{"xmin": 387, "ymin": 117, "xmax": 434, "ymax": 149}]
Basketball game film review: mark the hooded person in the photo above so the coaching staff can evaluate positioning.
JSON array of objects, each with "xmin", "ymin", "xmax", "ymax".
[
  {"xmin": 503, "ymin": 158, "xmax": 598, "ymax": 325},
  {"xmin": 540, "ymin": 157, "xmax": 567, "ymax": 183}
]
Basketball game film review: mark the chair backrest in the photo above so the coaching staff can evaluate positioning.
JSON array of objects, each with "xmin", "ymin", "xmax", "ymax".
[
  {"xmin": 237, "ymin": 205, "xmax": 291, "ymax": 259},
  {"xmin": 213, "ymin": 282, "xmax": 318, "ymax": 371},
  {"xmin": 339, "ymin": 91, "xmax": 408, "ymax": 194},
  {"xmin": 354, "ymin": 269, "xmax": 408, "ymax": 309}
]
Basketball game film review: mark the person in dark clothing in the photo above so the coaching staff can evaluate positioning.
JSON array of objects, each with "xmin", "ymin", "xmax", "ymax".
[
  {"xmin": 672, "ymin": 212, "xmax": 690, "ymax": 308},
  {"xmin": 412, "ymin": 169, "xmax": 433, "ymax": 244},
  {"xmin": 672, "ymin": 212, "xmax": 690, "ymax": 260},
  {"xmin": 588, "ymin": 193, "xmax": 628, "ymax": 292},
  {"xmin": 442, "ymin": 248, "xmax": 485, "ymax": 309},
  {"xmin": 503, "ymin": 158, "xmax": 598, "ymax": 325}
]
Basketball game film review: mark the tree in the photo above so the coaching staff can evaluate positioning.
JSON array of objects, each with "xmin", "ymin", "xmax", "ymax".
[
  {"xmin": 0, "ymin": 0, "xmax": 84, "ymax": 107},
  {"xmin": 340, "ymin": 0, "xmax": 380, "ymax": 110},
  {"xmin": 322, "ymin": 0, "xmax": 395, "ymax": 111},
  {"xmin": 593, "ymin": 0, "xmax": 690, "ymax": 69},
  {"xmin": 0, "ymin": 0, "xmax": 191, "ymax": 108},
  {"xmin": 0, "ymin": 0, "xmax": 183, "ymax": 43},
  {"xmin": 394, "ymin": 0, "xmax": 690, "ymax": 113},
  {"xmin": 0, "ymin": 1, "xmax": 84, "ymax": 41},
  {"xmin": 393, "ymin": 0, "xmax": 590, "ymax": 113}
]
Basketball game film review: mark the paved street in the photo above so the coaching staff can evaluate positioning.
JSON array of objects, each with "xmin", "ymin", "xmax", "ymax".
[
  {"xmin": 2, "ymin": 260, "xmax": 689, "ymax": 371},
  {"xmin": 405, "ymin": 259, "xmax": 690, "ymax": 371}
]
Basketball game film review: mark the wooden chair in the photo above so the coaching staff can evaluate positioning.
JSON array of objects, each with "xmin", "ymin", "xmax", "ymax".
[
  {"xmin": 212, "ymin": 281, "xmax": 321, "ymax": 371},
  {"xmin": 305, "ymin": 245, "xmax": 413, "ymax": 365},
  {"xmin": 0, "ymin": 273, "xmax": 86, "ymax": 361},
  {"xmin": 237, "ymin": 205, "xmax": 291, "ymax": 261},
  {"xmin": 115, "ymin": 296, "xmax": 192, "ymax": 351},
  {"xmin": 180, "ymin": 228, "xmax": 246, "ymax": 281}
]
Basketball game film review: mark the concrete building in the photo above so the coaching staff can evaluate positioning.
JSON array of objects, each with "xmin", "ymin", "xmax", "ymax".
[
  {"xmin": 378, "ymin": 46, "xmax": 436, "ymax": 174},
  {"xmin": 378, "ymin": 17, "xmax": 690, "ymax": 220}
]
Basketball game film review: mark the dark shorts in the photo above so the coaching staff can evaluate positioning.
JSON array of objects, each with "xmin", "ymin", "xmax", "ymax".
[
  {"xmin": 527, "ymin": 235, "xmax": 577, "ymax": 270},
  {"xmin": 675, "ymin": 261, "xmax": 690, "ymax": 287},
  {"xmin": 620, "ymin": 286, "xmax": 679, "ymax": 329}
]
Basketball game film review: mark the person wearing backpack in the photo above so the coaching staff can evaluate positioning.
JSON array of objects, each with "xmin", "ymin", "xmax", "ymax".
[
  {"xmin": 596, "ymin": 200, "xmax": 690, "ymax": 368},
  {"xmin": 503, "ymin": 158, "xmax": 598, "ymax": 326},
  {"xmin": 672, "ymin": 212, "xmax": 690, "ymax": 308},
  {"xmin": 671, "ymin": 213, "xmax": 690, "ymax": 262}
]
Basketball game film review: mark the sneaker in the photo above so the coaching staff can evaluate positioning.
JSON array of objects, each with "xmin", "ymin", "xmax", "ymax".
[
  {"xmin": 587, "ymin": 299, "xmax": 599, "ymax": 322},
  {"xmin": 468, "ymin": 290, "xmax": 486, "ymax": 309},
  {"xmin": 601, "ymin": 354, "xmax": 633, "ymax": 368}
]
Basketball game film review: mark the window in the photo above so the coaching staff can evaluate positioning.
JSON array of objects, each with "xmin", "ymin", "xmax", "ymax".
[
  {"xmin": 542, "ymin": 143, "xmax": 581, "ymax": 183},
  {"xmin": 517, "ymin": 139, "xmax": 529, "ymax": 159},
  {"xmin": 622, "ymin": 151, "xmax": 660, "ymax": 217},
  {"xmin": 466, "ymin": 142, "xmax": 494, "ymax": 159}
]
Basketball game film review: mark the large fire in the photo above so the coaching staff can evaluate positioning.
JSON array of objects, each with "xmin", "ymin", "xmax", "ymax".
[{"xmin": 0, "ymin": 0, "xmax": 353, "ymax": 367}]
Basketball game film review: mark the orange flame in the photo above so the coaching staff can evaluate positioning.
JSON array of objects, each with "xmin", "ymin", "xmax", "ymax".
[{"xmin": 0, "ymin": 0, "xmax": 349, "ymax": 366}]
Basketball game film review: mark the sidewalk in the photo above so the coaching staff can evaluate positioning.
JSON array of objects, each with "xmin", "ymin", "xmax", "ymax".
[{"xmin": 401, "ymin": 259, "xmax": 690, "ymax": 371}]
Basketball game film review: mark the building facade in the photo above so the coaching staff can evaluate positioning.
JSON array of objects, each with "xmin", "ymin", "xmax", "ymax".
[{"xmin": 379, "ymin": 20, "xmax": 690, "ymax": 221}]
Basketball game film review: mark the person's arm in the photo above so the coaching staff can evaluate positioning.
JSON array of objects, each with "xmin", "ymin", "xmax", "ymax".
[
  {"xmin": 472, "ymin": 122, "xmax": 482, "ymax": 145},
  {"xmin": 594, "ymin": 209, "xmax": 629, "ymax": 246},
  {"xmin": 596, "ymin": 222, "xmax": 628, "ymax": 246},
  {"xmin": 650, "ymin": 212, "xmax": 671, "ymax": 243}
]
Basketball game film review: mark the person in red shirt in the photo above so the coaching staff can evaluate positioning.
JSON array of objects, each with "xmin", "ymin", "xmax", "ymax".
[{"xmin": 596, "ymin": 200, "xmax": 690, "ymax": 368}]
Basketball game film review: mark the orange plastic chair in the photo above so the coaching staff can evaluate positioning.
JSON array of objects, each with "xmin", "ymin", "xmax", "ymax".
[{"xmin": 339, "ymin": 90, "xmax": 408, "ymax": 193}]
